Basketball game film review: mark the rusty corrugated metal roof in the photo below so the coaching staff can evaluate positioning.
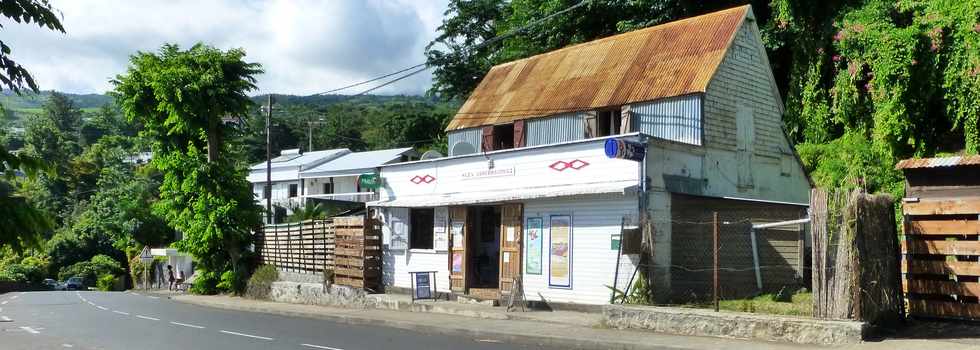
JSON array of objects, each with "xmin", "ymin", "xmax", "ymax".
[
  {"xmin": 895, "ymin": 155, "xmax": 980, "ymax": 169},
  {"xmin": 447, "ymin": 5, "xmax": 750, "ymax": 130}
]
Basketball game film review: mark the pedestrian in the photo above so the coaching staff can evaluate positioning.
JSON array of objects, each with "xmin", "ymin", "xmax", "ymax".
[
  {"xmin": 167, "ymin": 265, "xmax": 175, "ymax": 291},
  {"xmin": 175, "ymin": 269, "xmax": 185, "ymax": 292}
]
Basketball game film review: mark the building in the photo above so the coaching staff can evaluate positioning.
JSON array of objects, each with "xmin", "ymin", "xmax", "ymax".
[
  {"xmin": 248, "ymin": 148, "xmax": 350, "ymax": 221},
  {"xmin": 370, "ymin": 5, "xmax": 811, "ymax": 305},
  {"xmin": 299, "ymin": 147, "xmax": 418, "ymax": 204}
]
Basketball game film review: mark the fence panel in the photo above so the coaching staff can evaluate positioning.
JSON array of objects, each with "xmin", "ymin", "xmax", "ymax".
[
  {"xmin": 255, "ymin": 219, "xmax": 335, "ymax": 274},
  {"xmin": 903, "ymin": 198, "xmax": 980, "ymax": 321}
]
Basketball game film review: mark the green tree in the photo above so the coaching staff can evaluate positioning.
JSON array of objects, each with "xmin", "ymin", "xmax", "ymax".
[
  {"xmin": 112, "ymin": 43, "xmax": 263, "ymax": 281},
  {"xmin": 0, "ymin": 0, "xmax": 63, "ymax": 253}
]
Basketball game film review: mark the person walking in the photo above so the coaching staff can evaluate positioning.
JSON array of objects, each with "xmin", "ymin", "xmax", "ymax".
[{"xmin": 167, "ymin": 265, "xmax": 175, "ymax": 291}]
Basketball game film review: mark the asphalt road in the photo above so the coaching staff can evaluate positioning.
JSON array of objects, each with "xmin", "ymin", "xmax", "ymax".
[{"xmin": 0, "ymin": 291, "xmax": 563, "ymax": 350}]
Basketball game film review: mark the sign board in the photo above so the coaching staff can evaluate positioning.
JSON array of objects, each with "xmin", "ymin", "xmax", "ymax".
[
  {"xmin": 139, "ymin": 246, "xmax": 154, "ymax": 263},
  {"xmin": 610, "ymin": 234, "xmax": 621, "ymax": 250},
  {"xmin": 410, "ymin": 271, "xmax": 437, "ymax": 302},
  {"xmin": 358, "ymin": 173, "xmax": 382, "ymax": 190}
]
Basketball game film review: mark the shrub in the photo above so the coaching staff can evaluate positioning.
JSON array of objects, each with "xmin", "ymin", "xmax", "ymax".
[
  {"xmin": 190, "ymin": 270, "xmax": 220, "ymax": 295},
  {"xmin": 96, "ymin": 274, "xmax": 118, "ymax": 291},
  {"xmin": 0, "ymin": 263, "xmax": 45, "ymax": 284},
  {"xmin": 216, "ymin": 269, "xmax": 247, "ymax": 295},
  {"xmin": 58, "ymin": 254, "xmax": 124, "ymax": 286},
  {"xmin": 245, "ymin": 265, "xmax": 278, "ymax": 299}
]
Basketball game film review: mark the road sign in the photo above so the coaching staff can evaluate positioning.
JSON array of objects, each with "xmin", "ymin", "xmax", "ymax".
[{"xmin": 139, "ymin": 246, "xmax": 154, "ymax": 263}]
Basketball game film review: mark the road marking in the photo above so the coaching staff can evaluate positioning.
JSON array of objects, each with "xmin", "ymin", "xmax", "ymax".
[
  {"xmin": 96, "ymin": 306, "xmax": 108, "ymax": 311},
  {"xmin": 136, "ymin": 315, "xmax": 160, "ymax": 321},
  {"xmin": 112, "ymin": 311, "xmax": 130, "ymax": 316},
  {"xmin": 1, "ymin": 316, "xmax": 12, "ymax": 322},
  {"xmin": 62, "ymin": 344, "xmax": 73, "ymax": 348},
  {"xmin": 131, "ymin": 292, "xmax": 141, "ymax": 296},
  {"xmin": 147, "ymin": 296, "xmax": 159, "ymax": 299},
  {"xmin": 302, "ymin": 344, "xmax": 344, "ymax": 350},
  {"xmin": 86, "ymin": 301, "xmax": 95, "ymax": 306},
  {"xmin": 219, "ymin": 330, "xmax": 274, "ymax": 341},
  {"xmin": 1, "ymin": 300, "xmax": 8, "ymax": 305},
  {"xmin": 20, "ymin": 326, "xmax": 40, "ymax": 334},
  {"xmin": 10, "ymin": 295, "xmax": 18, "ymax": 299},
  {"xmin": 170, "ymin": 321, "xmax": 205, "ymax": 329}
]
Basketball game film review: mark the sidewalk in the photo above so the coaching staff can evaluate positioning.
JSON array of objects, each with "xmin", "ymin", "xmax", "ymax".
[{"xmin": 158, "ymin": 292, "xmax": 980, "ymax": 350}]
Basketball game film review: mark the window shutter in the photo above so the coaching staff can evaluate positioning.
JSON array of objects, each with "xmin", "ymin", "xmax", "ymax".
[
  {"xmin": 620, "ymin": 106, "xmax": 633, "ymax": 134},
  {"xmin": 481, "ymin": 126, "xmax": 495, "ymax": 152},
  {"xmin": 584, "ymin": 111, "xmax": 597, "ymax": 138},
  {"xmin": 513, "ymin": 120, "xmax": 526, "ymax": 148}
]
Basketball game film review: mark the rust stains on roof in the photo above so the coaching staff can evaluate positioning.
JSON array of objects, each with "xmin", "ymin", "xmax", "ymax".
[
  {"xmin": 447, "ymin": 5, "xmax": 750, "ymax": 130},
  {"xmin": 895, "ymin": 155, "xmax": 980, "ymax": 170}
]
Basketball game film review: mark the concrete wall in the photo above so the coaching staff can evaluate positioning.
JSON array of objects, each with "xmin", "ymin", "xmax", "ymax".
[
  {"xmin": 251, "ymin": 180, "xmax": 302, "ymax": 211},
  {"xmin": 304, "ymin": 176, "xmax": 359, "ymax": 195}
]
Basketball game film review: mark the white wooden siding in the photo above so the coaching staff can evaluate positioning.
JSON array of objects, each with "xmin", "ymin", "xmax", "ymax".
[
  {"xmin": 380, "ymin": 206, "xmax": 452, "ymax": 292},
  {"xmin": 522, "ymin": 194, "xmax": 639, "ymax": 305}
]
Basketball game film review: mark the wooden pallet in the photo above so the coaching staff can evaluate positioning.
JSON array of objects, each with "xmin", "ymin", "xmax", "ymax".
[{"xmin": 332, "ymin": 215, "xmax": 382, "ymax": 291}]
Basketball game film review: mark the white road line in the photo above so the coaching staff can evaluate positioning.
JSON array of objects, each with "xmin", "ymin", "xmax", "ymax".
[
  {"xmin": 20, "ymin": 326, "xmax": 40, "ymax": 334},
  {"xmin": 86, "ymin": 301, "xmax": 95, "ymax": 306},
  {"xmin": 169, "ymin": 321, "xmax": 205, "ymax": 329},
  {"xmin": 112, "ymin": 311, "xmax": 130, "ymax": 316},
  {"xmin": 62, "ymin": 344, "xmax": 73, "ymax": 348},
  {"xmin": 136, "ymin": 315, "xmax": 160, "ymax": 321},
  {"xmin": 10, "ymin": 295, "xmax": 18, "ymax": 299},
  {"xmin": 96, "ymin": 306, "xmax": 108, "ymax": 311},
  {"xmin": 1, "ymin": 300, "xmax": 8, "ymax": 305},
  {"xmin": 131, "ymin": 292, "xmax": 141, "ymax": 296},
  {"xmin": 147, "ymin": 296, "xmax": 159, "ymax": 299},
  {"xmin": 219, "ymin": 330, "xmax": 274, "ymax": 341},
  {"xmin": 1, "ymin": 316, "xmax": 12, "ymax": 322},
  {"xmin": 302, "ymin": 344, "xmax": 344, "ymax": 350}
]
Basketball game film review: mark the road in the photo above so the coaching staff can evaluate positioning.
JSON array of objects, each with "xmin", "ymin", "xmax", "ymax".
[{"xmin": 0, "ymin": 291, "xmax": 561, "ymax": 350}]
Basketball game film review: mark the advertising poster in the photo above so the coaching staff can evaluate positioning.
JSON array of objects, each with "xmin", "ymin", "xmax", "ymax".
[
  {"xmin": 414, "ymin": 273, "xmax": 431, "ymax": 299},
  {"xmin": 450, "ymin": 221, "xmax": 465, "ymax": 248},
  {"xmin": 451, "ymin": 252, "xmax": 463, "ymax": 273},
  {"xmin": 389, "ymin": 208, "xmax": 408, "ymax": 250},
  {"xmin": 433, "ymin": 207, "xmax": 448, "ymax": 251},
  {"xmin": 549, "ymin": 215, "xmax": 572, "ymax": 288},
  {"xmin": 525, "ymin": 217, "xmax": 543, "ymax": 275}
]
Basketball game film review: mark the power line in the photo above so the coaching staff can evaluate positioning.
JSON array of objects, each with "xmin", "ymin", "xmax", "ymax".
[{"xmin": 306, "ymin": 0, "xmax": 591, "ymax": 97}]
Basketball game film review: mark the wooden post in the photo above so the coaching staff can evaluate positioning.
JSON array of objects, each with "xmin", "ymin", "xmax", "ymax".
[{"xmin": 713, "ymin": 211, "xmax": 719, "ymax": 312}]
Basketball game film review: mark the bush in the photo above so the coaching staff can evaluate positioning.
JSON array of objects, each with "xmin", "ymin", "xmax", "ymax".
[
  {"xmin": 58, "ymin": 254, "xmax": 125, "ymax": 287},
  {"xmin": 96, "ymin": 274, "xmax": 119, "ymax": 291},
  {"xmin": 245, "ymin": 265, "xmax": 278, "ymax": 299},
  {"xmin": 216, "ymin": 269, "xmax": 247, "ymax": 295},
  {"xmin": 0, "ymin": 263, "xmax": 45, "ymax": 284},
  {"xmin": 190, "ymin": 270, "xmax": 220, "ymax": 295}
]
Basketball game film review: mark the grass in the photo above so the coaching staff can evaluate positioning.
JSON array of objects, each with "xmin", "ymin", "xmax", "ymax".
[{"xmin": 717, "ymin": 292, "xmax": 813, "ymax": 317}]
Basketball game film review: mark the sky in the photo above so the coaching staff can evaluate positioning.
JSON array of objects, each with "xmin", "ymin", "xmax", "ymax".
[{"xmin": 4, "ymin": 0, "xmax": 449, "ymax": 96}]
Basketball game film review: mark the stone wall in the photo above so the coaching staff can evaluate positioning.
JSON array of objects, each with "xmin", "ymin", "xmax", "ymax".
[
  {"xmin": 602, "ymin": 305, "xmax": 866, "ymax": 345},
  {"xmin": 269, "ymin": 281, "xmax": 378, "ymax": 309}
]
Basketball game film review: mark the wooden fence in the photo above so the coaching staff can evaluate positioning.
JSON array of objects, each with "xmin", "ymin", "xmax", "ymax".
[
  {"xmin": 255, "ymin": 219, "xmax": 335, "ymax": 273},
  {"xmin": 333, "ymin": 216, "xmax": 382, "ymax": 291},
  {"xmin": 811, "ymin": 189, "xmax": 903, "ymax": 325},
  {"xmin": 902, "ymin": 197, "xmax": 980, "ymax": 320}
]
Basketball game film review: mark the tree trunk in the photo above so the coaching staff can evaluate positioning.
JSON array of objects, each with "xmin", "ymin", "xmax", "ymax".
[{"xmin": 207, "ymin": 124, "xmax": 221, "ymax": 163}]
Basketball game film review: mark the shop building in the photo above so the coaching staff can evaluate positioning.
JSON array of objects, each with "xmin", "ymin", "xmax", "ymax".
[{"xmin": 371, "ymin": 5, "xmax": 811, "ymax": 305}]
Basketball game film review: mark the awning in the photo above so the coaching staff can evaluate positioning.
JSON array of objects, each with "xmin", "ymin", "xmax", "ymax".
[{"xmin": 368, "ymin": 181, "xmax": 638, "ymax": 207}]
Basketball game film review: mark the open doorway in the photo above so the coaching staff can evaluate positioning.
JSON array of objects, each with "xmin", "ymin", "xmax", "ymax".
[{"xmin": 466, "ymin": 206, "xmax": 500, "ymax": 289}]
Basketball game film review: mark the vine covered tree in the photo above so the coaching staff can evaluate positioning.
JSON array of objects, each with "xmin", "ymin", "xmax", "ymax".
[{"xmin": 112, "ymin": 43, "xmax": 263, "ymax": 292}]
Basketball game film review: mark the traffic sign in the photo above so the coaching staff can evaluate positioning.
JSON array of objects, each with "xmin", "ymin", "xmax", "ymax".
[{"xmin": 139, "ymin": 246, "xmax": 154, "ymax": 263}]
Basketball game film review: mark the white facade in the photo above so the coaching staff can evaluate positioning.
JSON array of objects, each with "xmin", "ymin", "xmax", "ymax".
[{"xmin": 248, "ymin": 148, "xmax": 350, "ymax": 219}]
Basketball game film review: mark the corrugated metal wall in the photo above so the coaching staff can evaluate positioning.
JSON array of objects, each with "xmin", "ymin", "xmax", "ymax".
[
  {"xmin": 632, "ymin": 94, "xmax": 702, "ymax": 145},
  {"xmin": 447, "ymin": 127, "xmax": 482, "ymax": 155},
  {"xmin": 526, "ymin": 113, "xmax": 585, "ymax": 146}
]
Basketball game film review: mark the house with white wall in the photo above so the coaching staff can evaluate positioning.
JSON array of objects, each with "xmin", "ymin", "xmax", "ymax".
[
  {"xmin": 299, "ymin": 147, "xmax": 417, "ymax": 204},
  {"xmin": 248, "ymin": 148, "xmax": 350, "ymax": 222},
  {"xmin": 370, "ymin": 5, "xmax": 811, "ymax": 306}
]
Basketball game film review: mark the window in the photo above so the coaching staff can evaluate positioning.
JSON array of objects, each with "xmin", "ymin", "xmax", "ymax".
[
  {"xmin": 409, "ymin": 208, "xmax": 434, "ymax": 249},
  {"xmin": 322, "ymin": 179, "xmax": 333, "ymax": 194},
  {"xmin": 289, "ymin": 184, "xmax": 298, "ymax": 198},
  {"xmin": 596, "ymin": 109, "xmax": 623, "ymax": 137},
  {"xmin": 481, "ymin": 123, "xmax": 516, "ymax": 151},
  {"xmin": 263, "ymin": 185, "xmax": 270, "ymax": 199}
]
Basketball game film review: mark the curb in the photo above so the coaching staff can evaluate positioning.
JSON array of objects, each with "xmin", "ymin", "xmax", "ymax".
[{"xmin": 171, "ymin": 296, "xmax": 715, "ymax": 350}]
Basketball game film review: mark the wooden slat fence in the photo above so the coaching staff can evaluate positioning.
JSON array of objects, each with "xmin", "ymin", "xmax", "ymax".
[
  {"xmin": 333, "ymin": 215, "xmax": 382, "ymax": 291},
  {"xmin": 902, "ymin": 197, "xmax": 980, "ymax": 320},
  {"xmin": 255, "ymin": 219, "xmax": 335, "ymax": 273}
]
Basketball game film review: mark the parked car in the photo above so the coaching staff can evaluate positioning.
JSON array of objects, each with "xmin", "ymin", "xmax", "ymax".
[
  {"xmin": 43, "ymin": 278, "xmax": 66, "ymax": 290},
  {"xmin": 66, "ymin": 277, "xmax": 85, "ymax": 290}
]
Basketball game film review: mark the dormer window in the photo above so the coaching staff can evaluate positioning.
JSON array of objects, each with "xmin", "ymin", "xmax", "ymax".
[{"xmin": 596, "ymin": 109, "xmax": 623, "ymax": 137}]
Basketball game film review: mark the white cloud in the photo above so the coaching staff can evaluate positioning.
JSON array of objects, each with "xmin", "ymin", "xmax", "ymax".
[{"xmin": 2, "ymin": 0, "xmax": 449, "ymax": 95}]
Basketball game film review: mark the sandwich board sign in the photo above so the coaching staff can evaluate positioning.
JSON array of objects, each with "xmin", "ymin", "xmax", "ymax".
[{"xmin": 140, "ymin": 246, "xmax": 154, "ymax": 263}]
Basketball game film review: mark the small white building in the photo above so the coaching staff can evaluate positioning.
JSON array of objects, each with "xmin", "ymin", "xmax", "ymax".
[
  {"xmin": 299, "ymin": 147, "xmax": 417, "ymax": 204},
  {"xmin": 248, "ymin": 148, "xmax": 350, "ymax": 221},
  {"xmin": 371, "ymin": 6, "xmax": 811, "ymax": 306}
]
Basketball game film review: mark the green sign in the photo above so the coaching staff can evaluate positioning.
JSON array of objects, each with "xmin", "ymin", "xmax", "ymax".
[
  {"xmin": 359, "ymin": 173, "xmax": 382, "ymax": 189},
  {"xmin": 610, "ymin": 234, "xmax": 621, "ymax": 250}
]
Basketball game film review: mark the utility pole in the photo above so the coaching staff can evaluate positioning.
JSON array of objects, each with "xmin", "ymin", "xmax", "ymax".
[
  {"xmin": 266, "ymin": 94, "xmax": 274, "ymax": 225},
  {"xmin": 307, "ymin": 117, "xmax": 326, "ymax": 151}
]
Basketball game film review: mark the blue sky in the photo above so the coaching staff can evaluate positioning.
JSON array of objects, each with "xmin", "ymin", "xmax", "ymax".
[{"xmin": 4, "ymin": 0, "xmax": 448, "ymax": 96}]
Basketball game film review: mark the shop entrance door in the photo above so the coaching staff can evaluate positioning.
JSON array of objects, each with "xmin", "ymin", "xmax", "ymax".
[
  {"xmin": 498, "ymin": 203, "xmax": 523, "ymax": 299},
  {"xmin": 466, "ymin": 206, "xmax": 500, "ymax": 299}
]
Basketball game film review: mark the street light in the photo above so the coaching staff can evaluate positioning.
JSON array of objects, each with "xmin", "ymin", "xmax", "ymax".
[{"xmin": 307, "ymin": 117, "xmax": 327, "ymax": 151}]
